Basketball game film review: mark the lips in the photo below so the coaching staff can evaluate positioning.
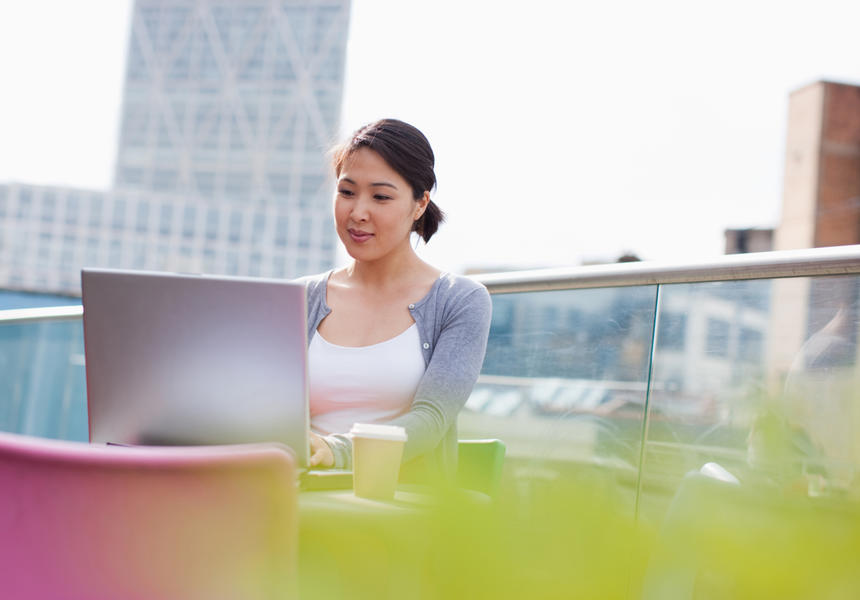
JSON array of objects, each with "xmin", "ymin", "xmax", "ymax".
[{"xmin": 348, "ymin": 228, "xmax": 374, "ymax": 243}]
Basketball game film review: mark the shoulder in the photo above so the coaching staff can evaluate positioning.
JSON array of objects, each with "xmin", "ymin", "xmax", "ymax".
[
  {"xmin": 293, "ymin": 270, "xmax": 331, "ymax": 299},
  {"xmin": 437, "ymin": 272, "xmax": 489, "ymax": 298},
  {"xmin": 433, "ymin": 273, "xmax": 491, "ymax": 314}
]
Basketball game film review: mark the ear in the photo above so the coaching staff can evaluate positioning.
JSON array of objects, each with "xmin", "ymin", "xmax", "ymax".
[{"xmin": 414, "ymin": 191, "xmax": 430, "ymax": 220}]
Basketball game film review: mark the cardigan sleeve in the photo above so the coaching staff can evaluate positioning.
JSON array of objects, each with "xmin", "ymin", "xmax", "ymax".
[{"xmin": 389, "ymin": 283, "xmax": 492, "ymax": 464}]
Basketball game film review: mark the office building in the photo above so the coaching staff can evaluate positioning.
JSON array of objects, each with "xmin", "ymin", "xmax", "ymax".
[{"xmin": 0, "ymin": 0, "xmax": 350, "ymax": 296}]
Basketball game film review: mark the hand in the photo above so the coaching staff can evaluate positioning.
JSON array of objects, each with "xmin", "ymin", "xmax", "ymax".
[{"xmin": 309, "ymin": 431, "xmax": 335, "ymax": 468}]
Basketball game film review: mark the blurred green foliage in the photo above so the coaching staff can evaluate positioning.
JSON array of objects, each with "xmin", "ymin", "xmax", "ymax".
[{"xmin": 300, "ymin": 455, "xmax": 859, "ymax": 599}]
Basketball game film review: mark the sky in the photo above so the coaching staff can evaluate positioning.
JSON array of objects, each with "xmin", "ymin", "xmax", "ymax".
[{"xmin": 1, "ymin": 0, "xmax": 859, "ymax": 274}]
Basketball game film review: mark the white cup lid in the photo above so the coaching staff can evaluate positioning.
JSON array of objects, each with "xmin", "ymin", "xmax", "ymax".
[{"xmin": 349, "ymin": 423, "xmax": 407, "ymax": 442}]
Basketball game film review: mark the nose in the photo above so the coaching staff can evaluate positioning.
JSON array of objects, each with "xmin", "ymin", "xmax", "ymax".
[{"xmin": 349, "ymin": 194, "xmax": 370, "ymax": 222}]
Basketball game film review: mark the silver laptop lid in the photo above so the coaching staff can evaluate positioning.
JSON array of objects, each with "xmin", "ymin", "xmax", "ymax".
[{"xmin": 82, "ymin": 268, "xmax": 310, "ymax": 467}]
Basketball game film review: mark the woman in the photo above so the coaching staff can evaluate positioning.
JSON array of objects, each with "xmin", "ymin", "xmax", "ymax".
[{"xmin": 302, "ymin": 119, "xmax": 492, "ymax": 481}]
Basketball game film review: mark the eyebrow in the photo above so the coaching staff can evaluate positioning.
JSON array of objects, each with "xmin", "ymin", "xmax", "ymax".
[{"xmin": 340, "ymin": 177, "xmax": 398, "ymax": 190}]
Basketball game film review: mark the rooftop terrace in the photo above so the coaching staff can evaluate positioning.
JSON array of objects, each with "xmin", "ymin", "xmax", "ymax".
[{"xmin": 2, "ymin": 245, "xmax": 859, "ymax": 598}]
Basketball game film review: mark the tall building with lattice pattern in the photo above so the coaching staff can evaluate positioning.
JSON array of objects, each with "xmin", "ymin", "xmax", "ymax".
[{"xmin": 0, "ymin": 0, "xmax": 349, "ymax": 295}]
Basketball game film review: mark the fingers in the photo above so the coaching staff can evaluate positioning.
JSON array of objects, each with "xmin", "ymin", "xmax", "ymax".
[{"xmin": 309, "ymin": 432, "xmax": 334, "ymax": 468}]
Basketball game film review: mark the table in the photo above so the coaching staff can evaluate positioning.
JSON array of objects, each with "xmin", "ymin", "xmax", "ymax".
[{"xmin": 297, "ymin": 485, "xmax": 491, "ymax": 600}]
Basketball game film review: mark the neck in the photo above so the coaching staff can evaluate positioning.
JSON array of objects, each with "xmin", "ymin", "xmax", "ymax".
[{"xmin": 346, "ymin": 243, "xmax": 426, "ymax": 289}]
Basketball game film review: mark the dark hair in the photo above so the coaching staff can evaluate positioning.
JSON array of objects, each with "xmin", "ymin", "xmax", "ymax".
[{"xmin": 332, "ymin": 118, "xmax": 445, "ymax": 242}]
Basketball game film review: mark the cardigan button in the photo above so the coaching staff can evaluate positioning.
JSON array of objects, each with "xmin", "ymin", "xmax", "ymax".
[
  {"xmin": 408, "ymin": 303, "xmax": 415, "ymax": 309},
  {"xmin": 422, "ymin": 342, "xmax": 430, "ymax": 350}
]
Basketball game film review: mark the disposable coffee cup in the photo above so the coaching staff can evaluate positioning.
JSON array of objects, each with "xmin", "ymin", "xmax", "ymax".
[{"xmin": 350, "ymin": 423, "xmax": 407, "ymax": 500}]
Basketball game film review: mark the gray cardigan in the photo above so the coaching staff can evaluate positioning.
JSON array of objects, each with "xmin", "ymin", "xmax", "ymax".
[{"xmin": 300, "ymin": 270, "xmax": 492, "ymax": 480}]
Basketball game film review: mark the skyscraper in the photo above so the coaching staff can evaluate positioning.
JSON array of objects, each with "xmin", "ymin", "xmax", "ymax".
[{"xmin": 0, "ymin": 0, "xmax": 350, "ymax": 296}]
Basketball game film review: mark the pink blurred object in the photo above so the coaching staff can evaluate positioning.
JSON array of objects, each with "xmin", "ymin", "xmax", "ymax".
[{"xmin": 0, "ymin": 431, "xmax": 299, "ymax": 600}]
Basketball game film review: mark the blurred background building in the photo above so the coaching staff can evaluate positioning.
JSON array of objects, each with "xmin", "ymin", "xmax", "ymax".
[
  {"xmin": 769, "ymin": 81, "xmax": 860, "ymax": 378},
  {"xmin": 724, "ymin": 228, "xmax": 774, "ymax": 254},
  {"xmin": 776, "ymin": 81, "xmax": 860, "ymax": 252},
  {"xmin": 0, "ymin": 0, "xmax": 350, "ymax": 299}
]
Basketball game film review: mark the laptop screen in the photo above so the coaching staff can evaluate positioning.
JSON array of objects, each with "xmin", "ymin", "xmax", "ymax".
[{"xmin": 81, "ymin": 268, "xmax": 310, "ymax": 468}]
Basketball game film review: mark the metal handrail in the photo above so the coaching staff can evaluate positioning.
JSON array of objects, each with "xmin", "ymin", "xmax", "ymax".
[
  {"xmin": 0, "ymin": 305, "xmax": 82, "ymax": 325},
  {"xmin": 472, "ymin": 245, "xmax": 860, "ymax": 293},
  {"xmin": 1, "ymin": 245, "xmax": 859, "ymax": 324}
]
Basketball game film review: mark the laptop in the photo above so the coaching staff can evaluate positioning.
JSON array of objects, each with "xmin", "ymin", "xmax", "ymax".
[{"xmin": 81, "ymin": 268, "xmax": 312, "ymax": 468}]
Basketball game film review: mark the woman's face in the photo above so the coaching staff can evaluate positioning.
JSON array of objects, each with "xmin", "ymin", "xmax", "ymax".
[{"xmin": 334, "ymin": 147, "xmax": 428, "ymax": 263}]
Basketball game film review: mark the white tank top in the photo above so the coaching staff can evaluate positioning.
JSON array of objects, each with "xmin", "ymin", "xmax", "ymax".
[{"xmin": 308, "ymin": 323, "xmax": 426, "ymax": 435}]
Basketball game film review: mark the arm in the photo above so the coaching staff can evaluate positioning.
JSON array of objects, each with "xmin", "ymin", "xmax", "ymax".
[{"xmin": 390, "ymin": 285, "xmax": 492, "ymax": 463}]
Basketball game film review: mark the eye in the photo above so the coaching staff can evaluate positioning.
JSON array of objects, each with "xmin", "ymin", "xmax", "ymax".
[
  {"xmin": 374, "ymin": 194, "xmax": 392, "ymax": 201},
  {"xmin": 338, "ymin": 188, "xmax": 354, "ymax": 196}
]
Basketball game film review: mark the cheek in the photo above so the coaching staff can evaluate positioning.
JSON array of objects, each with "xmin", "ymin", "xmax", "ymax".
[{"xmin": 332, "ymin": 199, "xmax": 347, "ymax": 223}]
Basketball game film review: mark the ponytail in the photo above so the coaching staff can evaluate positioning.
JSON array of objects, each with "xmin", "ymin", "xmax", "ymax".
[{"xmin": 413, "ymin": 200, "xmax": 445, "ymax": 242}]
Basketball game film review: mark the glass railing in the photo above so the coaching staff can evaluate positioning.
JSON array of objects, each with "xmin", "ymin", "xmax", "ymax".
[
  {"xmin": 2, "ymin": 246, "xmax": 859, "ymax": 597},
  {"xmin": 0, "ymin": 306, "xmax": 86, "ymax": 441},
  {"xmin": 464, "ymin": 246, "xmax": 860, "ymax": 598}
]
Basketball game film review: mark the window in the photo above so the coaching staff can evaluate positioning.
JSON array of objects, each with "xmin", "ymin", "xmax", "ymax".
[
  {"xmin": 60, "ymin": 247, "xmax": 75, "ymax": 268},
  {"xmin": 272, "ymin": 255, "xmax": 286, "ymax": 279},
  {"xmin": 136, "ymin": 200, "xmax": 149, "ymax": 234},
  {"xmin": 274, "ymin": 215, "xmax": 289, "ymax": 247},
  {"xmin": 157, "ymin": 117, "xmax": 173, "ymax": 149},
  {"xmin": 41, "ymin": 193, "xmax": 56, "ymax": 223},
  {"xmin": 298, "ymin": 217, "xmax": 311, "ymax": 248},
  {"xmin": 203, "ymin": 248, "xmax": 217, "ymax": 272},
  {"xmin": 85, "ymin": 237, "xmax": 99, "ymax": 265},
  {"xmin": 657, "ymin": 312, "xmax": 687, "ymax": 351},
  {"xmin": 705, "ymin": 318, "xmax": 730, "ymax": 357},
  {"xmin": 112, "ymin": 198, "xmax": 127, "ymax": 230},
  {"xmin": 252, "ymin": 211, "xmax": 266, "ymax": 240},
  {"xmin": 268, "ymin": 173, "xmax": 290, "ymax": 196},
  {"xmin": 205, "ymin": 208, "xmax": 219, "ymax": 241},
  {"xmin": 122, "ymin": 109, "xmax": 149, "ymax": 148},
  {"xmin": 739, "ymin": 327, "xmax": 764, "ymax": 363},
  {"xmin": 108, "ymin": 240, "xmax": 122, "ymax": 267},
  {"xmin": 225, "ymin": 250, "xmax": 239, "ymax": 275},
  {"xmin": 300, "ymin": 175, "xmax": 323, "ymax": 208},
  {"xmin": 195, "ymin": 105, "xmax": 219, "ymax": 150},
  {"xmin": 229, "ymin": 115, "xmax": 245, "ymax": 150},
  {"xmin": 195, "ymin": 171, "xmax": 215, "ymax": 196},
  {"xmin": 88, "ymin": 196, "xmax": 103, "ymax": 228},
  {"xmin": 122, "ymin": 167, "xmax": 144, "ymax": 185},
  {"xmin": 182, "ymin": 205, "xmax": 196, "ymax": 239},
  {"xmin": 65, "ymin": 194, "xmax": 80, "ymax": 226},
  {"xmin": 225, "ymin": 172, "xmax": 250, "ymax": 199},
  {"xmin": 319, "ymin": 217, "xmax": 334, "ymax": 250},
  {"xmin": 38, "ymin": 232, "xmax": 52, "ymax": 262},
  {"xmin": 228, "ymin": 209, "xmax": 243, "ymax": 243},
  {"xmin": 17, "ymin": 189, "xmax": 33, "ymax": 218},
  {"xmin": 132, "ymin": 242, "xmax": 147, "ymax": 269},
  {"xmin": 249, "ymin": 252, "xmax": 262, "ymax": 276},
  {"xmin": 153, "ymin": 169, "xmax": 178, "ymax": 192},
  {"xmin": 159, "ymin": 204, "xmax": 173, "ymax": 236}
]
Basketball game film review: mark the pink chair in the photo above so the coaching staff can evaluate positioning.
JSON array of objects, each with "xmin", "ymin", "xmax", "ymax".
[{"xmin": 0, "ymin": 432, "xmax": 299, "ymax": 600}]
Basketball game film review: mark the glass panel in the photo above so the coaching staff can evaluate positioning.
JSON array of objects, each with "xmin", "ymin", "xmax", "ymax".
[
  {"xmin": 0, "ymin": 319, "xmax": 88, "ymax": 441},
  {"xmin": 638, "ymin": 275, "xmax": 860, "ymax": 598},
  {"xmin": 465, "ymin": 285, "xmax": 658, "ymax": 517},
  {"xmin": 457, "ymin": 285, "xmax": 657, "ymax": 596}
]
